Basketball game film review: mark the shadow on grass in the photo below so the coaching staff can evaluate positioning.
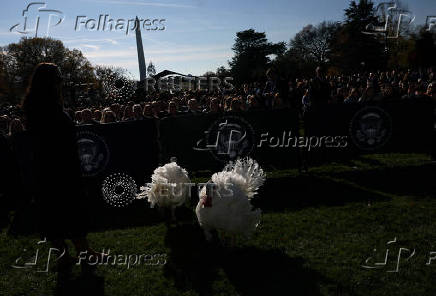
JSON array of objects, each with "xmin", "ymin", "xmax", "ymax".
[
  {"xmin": 333, "ymin": 164, "xmax": 435, "ymax": 199},
  {"xmin": 163, "ymin": 223, "xmax": 219, "ymax": 296},
  {"xmin": 163, "ymin": 224, "xmax": 327, "ymax": 296},
  {"xmin": 6, "ymin": 173, "xmax": 389, "ymax": 236},
  {"xmin": 10, "ymin": 163, "xmax": 433, "ymax": 235},
  {"xmin": 222, "ymin": 247, "xmax": 325, "ymax": 296},
  {"xmin": 55, "ymin": 273, "xmax": 105, "ymax": 296},
  {"xmin": 253, "ymin": 175, "xmax": 390, "ymax": 213}
]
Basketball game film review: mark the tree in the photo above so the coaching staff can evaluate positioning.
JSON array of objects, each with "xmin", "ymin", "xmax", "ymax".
[
  {"xmin": 147, "ymin": 61, "xmax": 156, "ymax": 77},
  {"xmin": 290, "ymin": 21, "xmax": 341, "ymax": 65},
  {"xmin": 0, "ymin": 37, "xmax": 95, "ymax": 105},
  {"xmin": 3, "ymin": 38, "xmax": 66, "ymax": 91},
  {"xmin": 203, "ymin": 71, "xmax": 215, "ymax": 77},
  {"xmin": 229, "ymin": 29, "xmax": 286, "ymax": 84},
  {"xmin": 330, "ymin": 0, "xmax": 386, "ymax": 72},
  {"xmin": 0, "ymin": 54, "xmax": 9, "ymax": 103},
  {"xmin": 216, "ymin": 66, "xmax": 231, "ymax": 79},
  {"xmin": 408, "ymin": 27, "xmax": 436, "ymax": 68},
  {"xmin": 62, "ymin": 49, "xmax": 96, "ymax": 106},
  {"xmin": 94, "ymin": 66, "xmax": 136, "ymax": 103}
]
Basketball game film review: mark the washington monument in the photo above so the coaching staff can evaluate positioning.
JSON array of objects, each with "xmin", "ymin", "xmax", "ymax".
[{"xmin": 135, "ymin": 16, "xmax": 147, "ymax": 81}]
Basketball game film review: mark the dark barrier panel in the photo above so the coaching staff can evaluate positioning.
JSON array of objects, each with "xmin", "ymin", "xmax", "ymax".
[
  {"xmin": 385, "ymin": 100, "xmax": 434, "ymax": 153},
  {"xmin": 10, "ymin": 119, "xmax": 158, "ymax": 196},
  {"xmin": 242, "ymin": 109, "xmax": 300, "ymax": 169},
  {"xmin": 77, "ymin": 119, "xmax": 159, "ymax": 184},
  {"xmin": 77, "ymin": 119, "xmax": 159, "ymax": 230},
  {"xmin": 7, "ymin": 103, "xmax": 432, "ymax": 232},
  {"xmin": 304, "ymin": 100, "xmax": 434, "ymax": 165},
  {"xmin": 159, "ymin": 109, "xmax": 300, "ymax": 171},
  {"xmin": 159, "ymin": 112, "xmax": 222, "ymax": 171},
  {"xmin": 9, "ymin": 119, "xmax": 159, "ymax": 233}
]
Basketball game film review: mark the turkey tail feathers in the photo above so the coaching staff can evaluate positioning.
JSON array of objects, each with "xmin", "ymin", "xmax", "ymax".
[{"xmin": 224, "ymin": 157, "xmax": 266, "ymax": 199}]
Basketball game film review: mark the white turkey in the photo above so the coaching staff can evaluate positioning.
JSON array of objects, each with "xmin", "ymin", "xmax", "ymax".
[
  {"xmin": 195, "ymin": 157, "xmax": 266, "ymax": 242},
  {"xmin": 137, "ymin": 160, "xmax": 191, "ymax": 221}
]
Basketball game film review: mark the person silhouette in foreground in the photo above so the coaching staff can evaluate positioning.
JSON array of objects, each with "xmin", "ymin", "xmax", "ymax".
[{"xmin": 22, "ymin": 63, "xmax": 100, "ymax": 273}]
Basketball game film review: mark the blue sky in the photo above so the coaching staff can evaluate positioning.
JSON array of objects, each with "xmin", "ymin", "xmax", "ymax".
[{"xmin": 0, "ymin": 0, "xmax": 435, "ymax": 79}]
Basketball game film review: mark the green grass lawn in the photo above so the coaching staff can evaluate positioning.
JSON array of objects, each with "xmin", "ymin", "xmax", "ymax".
[{"xmin": 1, "ymin": 154, "xmax": 435, "ymax": 296}]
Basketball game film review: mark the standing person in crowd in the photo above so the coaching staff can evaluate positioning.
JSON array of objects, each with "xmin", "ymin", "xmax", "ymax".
[
  {"xmin": 223, "ymin": 97, "xmax": 233, "ymax": 112},
  {"xmin": 0, "ymin": 132, "xmax": 21, "ymax": 231},
  {"xmin": 302, "ymin": 89, "xmax": 311, "ymax": 112},
  {"xmin": 8, "ymin": 118, "xmax": 24, "ymax": 137},
  {"xmin": 93, "ymin": 109, "xmax": 102, "ymax": 122},
  {"xmin": 207, "ymin": 97, "xmax": 222, "ymax": 114},
  {"xmin": 186, "ymin": 98, "xmax": 200, "ymax": 114},
  {"xmin": 426, "ymin": 83, "xmax": 436, "ymax": 102},
  {"xmin": 21, "ymin": 63, "xmax": 99, "ymax": 272},
  {"xmin": 0, "ymin": 115, "xmax": 9, "ymax": 136},
  {"xmin": 246, "ymin": 95, "xmax": 262, "ymax": 111},
  {"xmin": 122, "ymin": 105, "xmax": 134, "ymax": 121},
  {"xmin": 273, "ymin": 93, "xmax": 285, "ymax": 109},
  {"xmin": 309, "ymin": 66, "xmax": 331, "ymax": 107},
  {"xmin": 359, "ymin": 86, "xmax": 377, "ymax": 103},
  {"xmin": 110, "ymin": 103, "xmax": 121, "ymax": 121},
  {"xmin": 101, "ymin": 108, "xmax": 116, "ymax": 123},
  {"xmin": 344, "ymin": 88, "xmax": 360, "ymax": 104},
  {"xmin": 133, "ymin": 104, "xmax": 144, "ymax": 120},
  {"xmin": 143, "ymin": 103, "xmax": 153, "ymax": 118},
  {"xmin": 80, "ymin": 109, "xmax": 99, "ymax": 125},
  {"xmin": 230, "ymin": 98, "xmax": 243, "ymax": 112},
  {"xmin": 151, "ymin": 101, "xmax": 165, "ymax": 118},
  {"xmin": 167, "ymin": 101, "xmax": 179, "ymax": 117},
  {"xmin": 74, "ymin": 111, "xmax": 82, "ymax": 125},
  {"xmin": 263, "ymin": 68, "xmax": 276, "ymax": 95}
]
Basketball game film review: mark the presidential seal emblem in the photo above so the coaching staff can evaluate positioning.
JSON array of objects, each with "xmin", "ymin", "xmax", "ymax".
[
  {"xmin": 349, "ymin": 106, "xmax": 392, "ymax": 151},
  {"xmin": 77, "ymin": 130, "xmax": 110, "ymax": 177}
]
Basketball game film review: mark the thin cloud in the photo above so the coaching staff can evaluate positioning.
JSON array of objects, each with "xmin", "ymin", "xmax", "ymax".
[
  {"xmin": 63, "ymin": 38, "xmax": 120, "ymax": 45},
  {"xmin": 81, "ymin": 45, "xmax": 230, "ymax": 59},
  {"xmin": 81, "ymin": 45, "xmax": 233, "ymax": 73},
  {"xmin": 91, "ymin": 0, "xmax": 197, "ymax": 9},
  {"xmin": 80, "ymin": 44, "xmax": 100, "ymax": 50}
]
